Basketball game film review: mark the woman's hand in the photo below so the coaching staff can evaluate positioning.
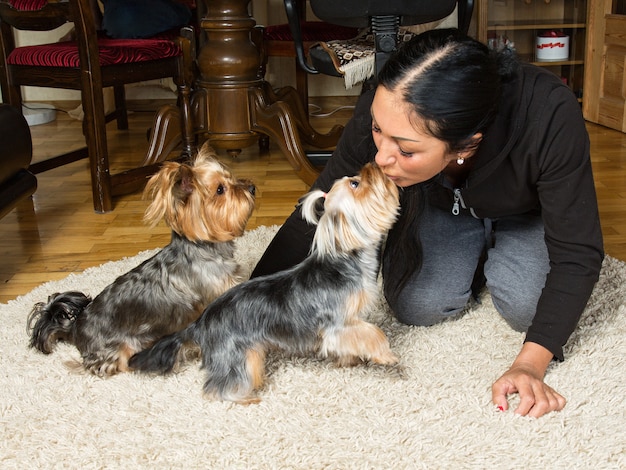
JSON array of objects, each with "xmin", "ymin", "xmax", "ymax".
[{"xmin": 492, "ymin": 342, "xmax": 566, "ymax": 418}]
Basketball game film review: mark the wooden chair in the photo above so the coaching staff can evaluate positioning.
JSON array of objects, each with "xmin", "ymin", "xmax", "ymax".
[{"xmin": 0, "ymin": 0, "xmax": 196, "ymax": 213}]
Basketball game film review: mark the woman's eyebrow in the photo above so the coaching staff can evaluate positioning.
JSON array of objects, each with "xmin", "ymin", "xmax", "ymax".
[
  {"xmin": 396, "ymin": 136, "xmax": 421, "ymax": 143},
  {"xmin": 371, "ymin": 108, "xmax": 421, "ymax": 143}
]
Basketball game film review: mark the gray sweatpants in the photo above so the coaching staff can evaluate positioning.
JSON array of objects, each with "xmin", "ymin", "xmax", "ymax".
[{"xmin": 384, "ymin": 202, "xmax": 550, "ymax": 332}]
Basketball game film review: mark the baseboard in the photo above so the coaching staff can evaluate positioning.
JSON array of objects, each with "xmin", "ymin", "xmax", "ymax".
[{"xmin": 22, "ymin": 104, "xmax": 57, "ymax": 127}]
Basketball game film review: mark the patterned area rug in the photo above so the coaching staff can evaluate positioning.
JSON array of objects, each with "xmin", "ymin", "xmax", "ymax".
[{"xmin": 1, "ymin": 225, "xmax": 624, "ymax": 468}]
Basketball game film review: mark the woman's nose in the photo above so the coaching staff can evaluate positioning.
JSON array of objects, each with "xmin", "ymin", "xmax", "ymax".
[{"xmin": 374, "ymin": 141, "xmax": 396, "ymax": 167}]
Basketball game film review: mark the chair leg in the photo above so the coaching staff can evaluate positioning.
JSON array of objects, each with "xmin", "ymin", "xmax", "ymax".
[
  {"xmin": 83, "ymin": 89, "xmax": 114, "ymax": 213},
  {"xmin": 178, "ymin": 83, "xmax": 196, "ymax": 158},
  {"xmin": 113, "ymin": 85, "xmax": 128, "ymax": 130},
  {"xmin": 294, "ymin": 57, "xmax": 309, "ymax": 112}
]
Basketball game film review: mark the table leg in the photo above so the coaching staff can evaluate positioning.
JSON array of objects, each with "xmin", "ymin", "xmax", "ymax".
[{"xmin": 144, "ymin": 0, "xmax": 342, "ymax": 186}]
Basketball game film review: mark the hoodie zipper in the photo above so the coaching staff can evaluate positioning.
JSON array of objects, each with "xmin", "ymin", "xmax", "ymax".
[{"xmin": 452, "ymin": 188, "xmax": 461, "ymax": 215}]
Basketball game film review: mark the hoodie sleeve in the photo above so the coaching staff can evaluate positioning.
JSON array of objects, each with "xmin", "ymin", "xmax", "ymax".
[{"xmin": 525, "ymin": 83, "xmax": 604, "ymax": 361}]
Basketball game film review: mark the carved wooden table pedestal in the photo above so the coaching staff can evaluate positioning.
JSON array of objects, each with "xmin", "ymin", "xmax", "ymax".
[{"xmin": 145, "ymin": 0, "xmax": 342, "ymax": 186}]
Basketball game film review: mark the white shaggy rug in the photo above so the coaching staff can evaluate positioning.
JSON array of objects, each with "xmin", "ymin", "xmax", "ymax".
[{"xmin": 1, "ymin": 225, "xmax": 624, "ymax": 469}]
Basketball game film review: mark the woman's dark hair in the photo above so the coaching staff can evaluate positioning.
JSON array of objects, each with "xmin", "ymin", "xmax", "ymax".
[{"xmin": 380, "ymin": 28, "xmax": 518, "ymax": 303}]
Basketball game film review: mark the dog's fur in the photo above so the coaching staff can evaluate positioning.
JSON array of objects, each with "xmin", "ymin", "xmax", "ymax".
[
  {"xmin": 27, "ymin": 146, "xmax": 256, "ymax": 376},
  {"xmin": 128, "ymin": 163, "xmax": 400, "ymax": 404}
]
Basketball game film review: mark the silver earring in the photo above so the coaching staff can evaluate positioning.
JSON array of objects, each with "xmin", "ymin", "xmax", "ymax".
[{"xmin": 456, "ymin": 157, "xmax": 465, "ymax": 165}]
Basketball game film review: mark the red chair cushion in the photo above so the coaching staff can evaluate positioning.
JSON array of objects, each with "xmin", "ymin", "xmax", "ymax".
[
  {"xmin": 264, "ymin": 22, "xmax": 359, "ymax": 43},
  {"xmin": 7, "ymin": 37, "xmax": 182, "ymax": 67},
  {"xmin": 9, "ymin": 0, "xmax": 195, "ymax": 9},
  {"xmin": 9, "ymin": 0, "xmax": 47, "ymax": 10}
]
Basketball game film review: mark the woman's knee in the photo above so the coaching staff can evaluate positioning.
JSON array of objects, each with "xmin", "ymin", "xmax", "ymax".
[
  {"xmin": 386, "ymin": 287, "xmax": 470, "ymax": 326},
  {"xmin": 489, "ymin": 290, "xmax": 537, "ymax": 332},
  {"xmin": 485, "ymin": 214, "xmax": 549, "ymax": 332}
]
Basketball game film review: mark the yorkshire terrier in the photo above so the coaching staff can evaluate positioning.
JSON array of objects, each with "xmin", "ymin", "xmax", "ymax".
[
  {"xmin": 128, "ymin": 163, "xmax": 400, "ymax": 404},
  {"xmin": 27, "ymin": 145, "xmax": 256, "ymax": 377}
]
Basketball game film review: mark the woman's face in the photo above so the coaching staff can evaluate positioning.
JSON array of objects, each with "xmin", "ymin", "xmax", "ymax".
[{"xmin": 372, "ymin": 86, "xmax": 457, "ymax": 187}]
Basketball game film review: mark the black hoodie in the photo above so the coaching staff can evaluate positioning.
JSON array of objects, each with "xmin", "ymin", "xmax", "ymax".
[{"xmin": 253, "ymin": 63, "xmax": 604, "ymax": 361}]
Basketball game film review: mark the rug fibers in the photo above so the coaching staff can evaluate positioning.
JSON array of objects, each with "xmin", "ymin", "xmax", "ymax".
[{"xmin": 1, "ymin": 225, "xmax": 624, "ymax": 469}]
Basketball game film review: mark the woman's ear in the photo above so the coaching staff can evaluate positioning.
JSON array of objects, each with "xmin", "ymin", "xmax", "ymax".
[{"xmin": 458, "ymin": 132, "xmax": 483, "ymax": 160}]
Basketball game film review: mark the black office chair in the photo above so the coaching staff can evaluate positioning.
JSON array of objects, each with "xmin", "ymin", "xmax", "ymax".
[{"xmin": 286, "ymin": 0, "xmax": 474, "ymax": 82}]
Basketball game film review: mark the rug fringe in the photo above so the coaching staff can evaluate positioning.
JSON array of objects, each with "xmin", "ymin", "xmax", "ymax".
[{"xmin": 340, "ymin": 56, "xmax": 375, "ymax": 89}]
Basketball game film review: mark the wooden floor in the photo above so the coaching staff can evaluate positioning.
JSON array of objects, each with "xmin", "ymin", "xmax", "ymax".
[{"xmin": 1, "ymin": 96, "xmax": 626, "ymax": 303}]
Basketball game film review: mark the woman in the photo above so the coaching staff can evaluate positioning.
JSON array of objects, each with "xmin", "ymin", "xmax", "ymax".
[{"xmin": 252, "ymin": 28, "xmax": 604, "ymax": 418}]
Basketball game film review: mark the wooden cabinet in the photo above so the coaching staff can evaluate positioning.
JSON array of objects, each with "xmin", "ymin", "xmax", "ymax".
[
  {"xmin": 582, "ymin": 1, "xmax": 626, "ymax": 132},
  {"xmin": 476, "ymin": 0, "xmax": 589, "ymax": 101}
]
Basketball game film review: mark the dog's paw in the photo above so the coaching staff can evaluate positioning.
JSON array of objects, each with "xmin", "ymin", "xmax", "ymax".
[
  {"xmin": 370, "ymin": 351, "xmax": 399, "ymax": 366},
  {"xmin": 333, "ymin": 355, "xmax": 363, "ymax": 367}
]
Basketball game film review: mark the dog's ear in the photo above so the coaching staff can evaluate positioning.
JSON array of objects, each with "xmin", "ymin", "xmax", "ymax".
[
  {"xmin": 195, "ymin": 141, "xmax": 219, "ymax": 165},
  {"xmin": 299, "ymin": 189, "xmax": 326, "ymax": 225},
  {"xmin": 143, "ymin": 161, "xmax": 191, "ymax": 227},
  {"xmin": 172, "ymin": 165, "xmax": 195, "ymax": 201}
]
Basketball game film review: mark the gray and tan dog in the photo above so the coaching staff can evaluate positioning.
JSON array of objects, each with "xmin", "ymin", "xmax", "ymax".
[
  {"xmin": 27, "ymin": 145, "xmax": 256, "ymax": 377},
  {"xmin": 129, "ymin": 163, "xmax": 400, "ymax": 404}
]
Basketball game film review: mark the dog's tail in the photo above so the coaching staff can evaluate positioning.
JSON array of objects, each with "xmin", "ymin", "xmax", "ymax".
[
  {"xmin": 27, "ymin": 291, "xmax": 92, "ymax": 354},
  {"xmin": 128, "ymin": 327, "xmax": 197, "ymax": 375}
]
